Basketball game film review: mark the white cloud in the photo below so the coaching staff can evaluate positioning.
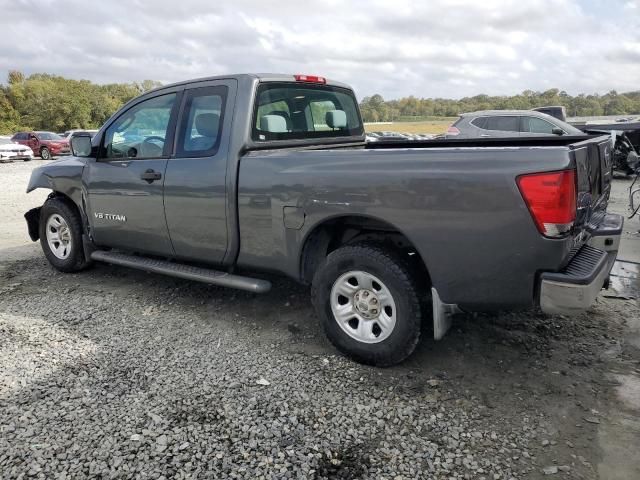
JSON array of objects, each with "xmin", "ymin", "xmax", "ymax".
[{"xmin": 0, "ymin": 0, "xmax": 638, "ymax": 99}]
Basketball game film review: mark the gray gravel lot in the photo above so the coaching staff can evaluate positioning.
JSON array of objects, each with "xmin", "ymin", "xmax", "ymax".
[{"xmin": 1, "ymin": 160, "xmax": 639, "ymax": 479}]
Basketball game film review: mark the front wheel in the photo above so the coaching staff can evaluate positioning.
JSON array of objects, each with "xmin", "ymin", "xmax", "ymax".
[
  {"xmin": 311, "ymin": 243, "xmax": 423, "ymax": 366},
  {"xmin": 39, "ymin": 197, "xmax": 91, "ymax": 272},
  {"xmin": 40, "ymin": 147, "xmax": 51, "ymax": 160}
]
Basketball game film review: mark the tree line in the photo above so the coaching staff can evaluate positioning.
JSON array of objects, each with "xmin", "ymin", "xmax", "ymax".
[
  {"xmin": 3, "ymin": 71, "xmax": 640, "ymax": 134},
  {"xmin": 360, "ymin": 89, "xmax": 640, "ymax": 123},
  {"xmin": 0, "ymin": 71, "xmax": 161, "ymax": 135}
]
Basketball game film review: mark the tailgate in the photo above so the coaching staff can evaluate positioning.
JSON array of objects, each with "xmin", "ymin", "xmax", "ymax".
[{"xmin": 570, "ymin": 135, "xmax": 613, "ymax": 232}]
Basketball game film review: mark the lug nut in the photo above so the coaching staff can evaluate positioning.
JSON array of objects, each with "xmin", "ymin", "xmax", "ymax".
[
  {"xmin": 371, "ymin": 309, "xmax": 378, "ymax": 315},
  {"xmin": 371, "ymin": 298, "xmax": 378, "ymax": 304},
  {"xmin": 363, "ymin": 291, "xmax": 369, "ymax": 298}
]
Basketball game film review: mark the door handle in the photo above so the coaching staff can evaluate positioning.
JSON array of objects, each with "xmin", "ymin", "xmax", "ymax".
[{"xmin": 140, "ymin": 169, "xmax": 162, "ymax": 183}]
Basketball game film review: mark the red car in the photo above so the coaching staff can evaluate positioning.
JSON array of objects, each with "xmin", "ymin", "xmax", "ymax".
[{"xmin": 11, "ymin": 131, "xmax": 70, "ymax": 160}]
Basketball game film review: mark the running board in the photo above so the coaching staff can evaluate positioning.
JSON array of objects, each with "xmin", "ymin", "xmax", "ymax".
[{"xmin": 90, "ymin": 251, "xmax": 271, "ymax": 293}]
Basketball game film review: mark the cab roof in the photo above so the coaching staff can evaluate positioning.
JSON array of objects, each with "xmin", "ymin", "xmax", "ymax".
[{"xmin": 148, "ymin": 73, "xmax": 353, "ymax": 95}]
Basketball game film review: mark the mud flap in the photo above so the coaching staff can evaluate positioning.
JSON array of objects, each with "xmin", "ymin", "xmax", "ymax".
[
  {"xmin": 24, "ymin": 207, "xmax": 41, "ymax": 241},
  {"xmin": 432, "ymin": 287, "xmax": 460, "ymax": 340}
]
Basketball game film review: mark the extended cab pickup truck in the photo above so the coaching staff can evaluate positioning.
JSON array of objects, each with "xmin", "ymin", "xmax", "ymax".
[{"xmin": 25, "ymin": 74, "xmax": 623, "ymax": 366}]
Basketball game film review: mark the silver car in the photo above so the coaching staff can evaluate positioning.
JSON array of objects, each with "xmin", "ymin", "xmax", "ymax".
[{"xmin": 447, "ymin": 110, "xmax": 584, "ymax": 138}]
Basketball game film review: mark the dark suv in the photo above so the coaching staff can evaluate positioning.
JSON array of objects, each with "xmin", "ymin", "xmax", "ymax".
[
  {"xmin": 446, "ymin": 110, "xmax": 584, "ymax": 139},
  {"xmin": 11, "ymin": 131, "xmax": 70, "ymax": 159}
]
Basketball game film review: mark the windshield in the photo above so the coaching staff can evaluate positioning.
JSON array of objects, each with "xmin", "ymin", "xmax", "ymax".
[
  {"xmin": 252, "ymin": 82, "xmax": 363, "ymax": 141},
  {"xmin": 37, "ymin": 132, "xmax": 64, "ymax": 141}
]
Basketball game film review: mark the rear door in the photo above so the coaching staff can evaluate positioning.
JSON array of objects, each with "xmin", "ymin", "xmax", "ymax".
[
  {"xmin": 85, "ymin": 91, "xmax": 181, "ymax": 255},
  {"xmin": 163, "ymin": 80, "xmax": 236, "ymax": 264}
]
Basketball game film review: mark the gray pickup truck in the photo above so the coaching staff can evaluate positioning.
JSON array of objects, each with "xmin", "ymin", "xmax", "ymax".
[{"xmin": 25, "ymin": 73, "xmax": 623, "ymax": 366}]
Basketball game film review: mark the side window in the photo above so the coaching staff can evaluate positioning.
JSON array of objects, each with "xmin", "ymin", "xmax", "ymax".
[
  {"xmin": 177, "ymin": 86, "xmax": 227, "ymax": 157},
  {"xmin": 485, "ymin": 116, "xmax": 519, "ymax": 132},
  {"xmin": 522, "ymin": 116, "xmax": 558, "ymax": 134},
  {"xmin": 103, "ymin": 93, "xmax": 176, "ymax": 159},
  {"xmin": 470, "ymin": 117, "xmax": 488, "ymax": 129}
]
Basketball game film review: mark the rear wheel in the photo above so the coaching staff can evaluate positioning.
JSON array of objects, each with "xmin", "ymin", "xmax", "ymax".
[
  {"xmin": 39, "ymin": 197, "xmax": 91, "ymax": 272},
  {"xmin": 40, "ymin": 147, "xmax": 51, "ymax": 160},
  {"xmin": 311, "ymin": 243, "xmax": 422, "ymax": 366}
]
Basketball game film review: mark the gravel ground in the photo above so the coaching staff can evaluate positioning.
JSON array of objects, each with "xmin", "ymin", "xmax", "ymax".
[{"xmin": 1, "ymin": 160, "xmax": 639, "ymax": 479}]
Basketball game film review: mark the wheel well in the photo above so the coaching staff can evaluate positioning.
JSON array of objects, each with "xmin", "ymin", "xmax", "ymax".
[
  {"xmin": 300, "ymin": 216, "xmax": 431, "ymax": 286},
  {"xmin": 26, "ymin": 192, "xmax": 78, "ymax": 242}
]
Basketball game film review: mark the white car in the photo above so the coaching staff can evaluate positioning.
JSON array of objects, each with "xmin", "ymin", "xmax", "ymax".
[{"xmin": 0, "ymin": 137, "xmax": 34, "ymax": 162}]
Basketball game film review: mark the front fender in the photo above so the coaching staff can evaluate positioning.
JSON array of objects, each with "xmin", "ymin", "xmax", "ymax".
[{"xmin": 26, "ymin": 157, "xmax": 87, "ymax": 206}]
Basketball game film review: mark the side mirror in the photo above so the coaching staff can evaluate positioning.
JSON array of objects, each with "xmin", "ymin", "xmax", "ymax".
[
  {"xmin": 552, "ymin": 127, "xmax": 565, "ymax": 136},
  {"xmin": 71, "ymin": 134, "xmax": 92, "ymax": 157}
]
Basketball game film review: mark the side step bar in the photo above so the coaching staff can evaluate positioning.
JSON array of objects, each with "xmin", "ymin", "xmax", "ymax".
[{"xmin": 90, "ymin": 251, "xmax": 271, "ymax": 293}]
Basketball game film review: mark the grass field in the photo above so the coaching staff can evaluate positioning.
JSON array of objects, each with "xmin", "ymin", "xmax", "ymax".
[{"xmin": 364, "ymin": 119, "xmax": 455, "ymax": 135}]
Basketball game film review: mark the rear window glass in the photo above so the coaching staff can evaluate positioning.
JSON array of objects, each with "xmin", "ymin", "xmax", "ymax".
[{"xmin": 253, "ymin": 82, "xmax": 363, "ymax": 141}]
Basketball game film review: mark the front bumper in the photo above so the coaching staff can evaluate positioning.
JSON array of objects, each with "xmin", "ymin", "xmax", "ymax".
[
  {"xmin": 539, "ymin": 213, "xmax": 622, "ymax": 315},
  {"xmin": 0, "ymin": 153, "xmax": 33, "ymax": 162}
]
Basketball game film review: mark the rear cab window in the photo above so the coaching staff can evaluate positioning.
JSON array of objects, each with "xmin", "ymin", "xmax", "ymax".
[{"xmin": 252, "ymin": 82, "xmax": 363, "ymax": 141}]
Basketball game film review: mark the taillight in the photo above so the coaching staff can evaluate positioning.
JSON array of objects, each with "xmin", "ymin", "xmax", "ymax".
[
  {"xmin": 294, "ymin": 74, "xmax": 327, "ymax": 84},
  {"xmin": 517, "ymin": 169, "xmax": 576, "ymax": 238},
  {"xmin": 447, "ymin": 126, "xmax": 460, "ymax": 136}
]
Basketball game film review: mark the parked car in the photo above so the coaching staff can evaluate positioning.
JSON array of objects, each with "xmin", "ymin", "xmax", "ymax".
[
  {"xmin": 0, "ymin": 137, "xmax": 34, "ymax": 162},
  {"xmin": 25, "ymin": 73, "xmax": 621, "ymax": 366},
  {"xmin": 446, "ymin": 110, "xmax": 584, "ymax": 138},
  {"xmin": 11, "ymin": 131, "xmax": 70, "ymax": 159}
]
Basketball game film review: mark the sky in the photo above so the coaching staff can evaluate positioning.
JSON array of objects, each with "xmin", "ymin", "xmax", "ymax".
[{"xmin": 0, "ymin": 0, "xmax": 639, "ymax": 100}]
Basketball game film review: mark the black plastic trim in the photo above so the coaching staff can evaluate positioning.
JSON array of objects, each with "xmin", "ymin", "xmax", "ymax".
[{"xmin": 541, "ymin": 245, "xmax": 607, "ymax": 286}]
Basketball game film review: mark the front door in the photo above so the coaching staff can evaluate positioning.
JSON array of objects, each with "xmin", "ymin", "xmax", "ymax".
[{"xmin": 85, "ymin": 92, "xmax": 180, "ymax": 256}]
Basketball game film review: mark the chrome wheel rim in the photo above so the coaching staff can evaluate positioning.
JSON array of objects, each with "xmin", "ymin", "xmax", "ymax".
[
  {"xmin": 46, "ymin": 214, "xmax": 72, "ymax": 259},
  {"xmin": 330, "ymin": 270, "xmax": 397, "ymax": 344},
  {"xmin": 41, "ymin": 149, "xmax": 50, "ymax": 159}
]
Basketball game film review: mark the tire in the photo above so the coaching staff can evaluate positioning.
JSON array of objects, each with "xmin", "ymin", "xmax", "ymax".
[
  {"xmin": 311, "ymin": 243, "xmax": 423, "ymax": 366},
  {"xmin": 40, "ymin": 147, "xmax": 51, "ymax": 160},
  {"xmin": 39, "ymin": 197, "xmax": 91, "ymax": 273}
]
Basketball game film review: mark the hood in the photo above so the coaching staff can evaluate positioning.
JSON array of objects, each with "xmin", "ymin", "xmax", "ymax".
[{"xmin": 0, "ymin": 143, "xmax": 31, "ymax": 152}]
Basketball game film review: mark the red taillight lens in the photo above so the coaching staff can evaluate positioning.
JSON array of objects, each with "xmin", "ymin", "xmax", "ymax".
[
  {"xmin": 294, "ymin": 74, "xmax": 326, "ymax": 84},
  {"xmin": 517, "ymin": 169, "xmax": 576, "ymax": 238},
  {"xmin": 447, "ymin": 126, "xmax": 460, "ymax": 136}
]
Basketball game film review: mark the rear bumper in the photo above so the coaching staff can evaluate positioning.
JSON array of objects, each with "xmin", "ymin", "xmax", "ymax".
[
  {"xmin": 539, "ymin": 213, "xmax": 622, "ymax": 315},
  {"xmin": 586, "ymin": 212, "xmax": 623, "ymax": 252}
]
